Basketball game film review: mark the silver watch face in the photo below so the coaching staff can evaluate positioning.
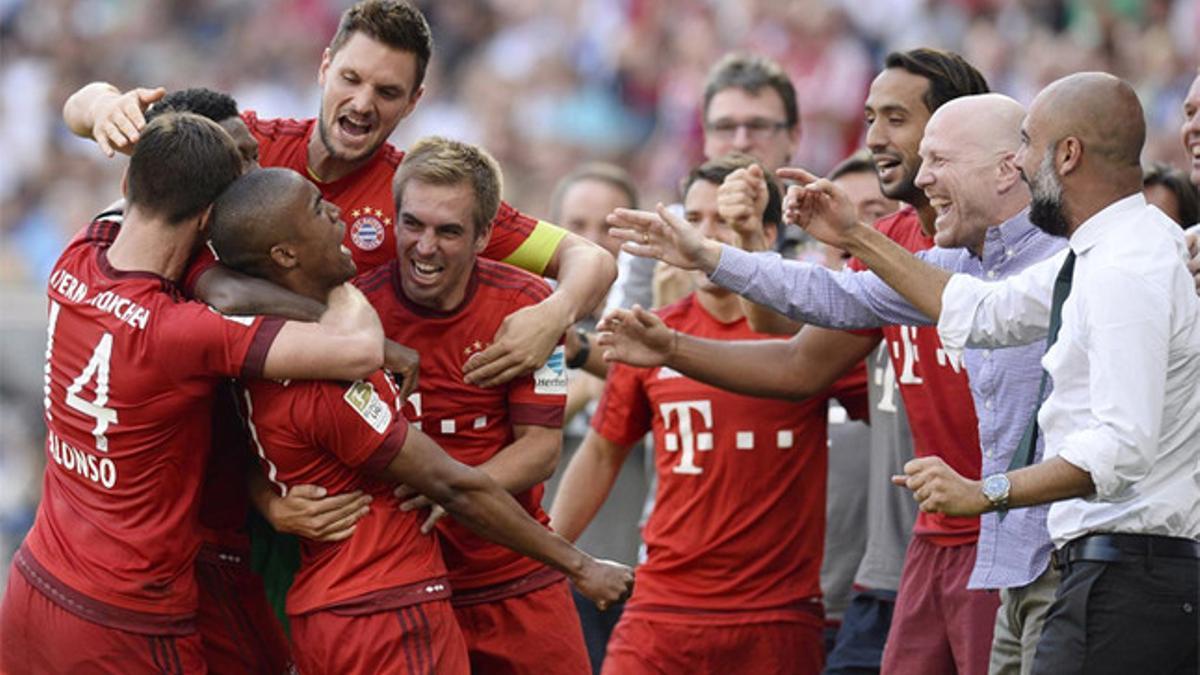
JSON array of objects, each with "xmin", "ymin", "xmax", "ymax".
[{"xmin": 982, "ymin": 474, "xmax": 1010, "ymax": 501}]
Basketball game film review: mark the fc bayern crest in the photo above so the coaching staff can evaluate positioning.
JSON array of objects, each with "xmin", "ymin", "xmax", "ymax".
[{"xmin": 349, "ymin": 208, "xmax": 390, "ymax": 251}]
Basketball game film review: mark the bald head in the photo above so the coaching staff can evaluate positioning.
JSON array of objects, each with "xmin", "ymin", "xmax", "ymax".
[
  {"xmin": 1029, "ymin": 72, "xmax": 1144, "ymax": 172},
  {"xmin": 926, "ymin": 93, "xmax": 1025, "ymax": 156},
  {"xmin": 210, "ymin": 168, "xmax": 311, "ymax": 280}
]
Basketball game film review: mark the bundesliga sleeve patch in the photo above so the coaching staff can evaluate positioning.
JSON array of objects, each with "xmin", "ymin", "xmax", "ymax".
[
  {"xmin": 534, "ymin": 345, "xmax": 568, "ymax": 395},
  {"xmin": 343, "ymin": 380, "xmax": 392, "ymax": 434}
]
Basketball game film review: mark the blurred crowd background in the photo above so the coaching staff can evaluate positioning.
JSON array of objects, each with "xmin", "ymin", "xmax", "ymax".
[{"xmin": 0, "ymin": 0, "xmax": 1196, "ymax": 578}]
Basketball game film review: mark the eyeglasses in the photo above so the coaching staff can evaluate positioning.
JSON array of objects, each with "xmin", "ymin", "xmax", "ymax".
[{"xmin": 705, "ymin": 118, "xmax": 791, "ymax": 141}]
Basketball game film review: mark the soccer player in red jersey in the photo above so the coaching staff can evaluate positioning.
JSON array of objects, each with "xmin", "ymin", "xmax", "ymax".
[
  {"xmin": 202, "ymin": 165, "xmax": 631, "ymax": 674},
  {"xmin": 0, "ymin": 113, "xmax": 388, "ymax": 673},
  {"xmin": 607, "ymin": 50, "xmax": 1002, "ymax": 675},
  {"xmin": 551, "ymin": 154, "xmax": 864, "ymax": 675},
  {"xmin": 64, "ymin": 0, "xmax": 617, "ymax": 390},
  {"xmin": 347, "ymin": 136, "xmax": 589, "ymax": 673}
]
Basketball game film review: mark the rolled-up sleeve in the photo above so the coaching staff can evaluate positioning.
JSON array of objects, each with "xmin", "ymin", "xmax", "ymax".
[
  {"xmin": 710, "ymin": 245, "xmax": 937, "ymax": 329},
  {"xmin": 1056, "ymin": 266, "xmax": 1168, "ymax": 500}
]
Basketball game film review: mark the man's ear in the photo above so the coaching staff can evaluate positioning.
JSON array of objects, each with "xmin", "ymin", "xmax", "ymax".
[
  {"xmin": 318, "ymin": 47, "xmax": 333, "ymax": 87},
  {"xmin": 196, "ymin": 204, "xmax": 215, "ymax": 236},
  {"xmin": 1057, "ymin": 137, "xmax": 1083, "ymax": 176},
  {"xmin": 763, "ymin": 221, "xmax": 780, "ymax": 248},
  {"xmin": 996, "ymin": 151, "xmax": 1022, "ymax": 193},
  {"xmin": 473, "ymin": 223, "xmax": 493, "ymax": 255},
  {"xmin": 269, "ymin": 242, "xmax": 299, "ymax": 269}
]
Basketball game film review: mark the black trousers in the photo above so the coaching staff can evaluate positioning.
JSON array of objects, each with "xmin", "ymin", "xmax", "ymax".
[{"xmin": 1031, "ymin": 544, "xmax": 1198, "ymax": 675}]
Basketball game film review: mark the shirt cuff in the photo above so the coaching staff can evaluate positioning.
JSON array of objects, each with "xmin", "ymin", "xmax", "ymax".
[
  {"xmin": 709, "ymin": 245, "xmax": 770, "ymax": 294},
  {"xmin": 936, "ymin": 273, "xmax": 987, "ymax": 364}
]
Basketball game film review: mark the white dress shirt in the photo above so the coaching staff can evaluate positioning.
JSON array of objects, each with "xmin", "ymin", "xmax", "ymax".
[{"xmin": 938, "ymin": 194, "xmax": 1200, "ymax": 547}]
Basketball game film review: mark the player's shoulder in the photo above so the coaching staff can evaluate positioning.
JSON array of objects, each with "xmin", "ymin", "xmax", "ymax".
[
  {"xmin": 475, "ymin": 258, "xmax": 551, "ymax": 308},
  {"xmin": 241, "ymin": 110, "xmax": 312, "ymax": 141},
  {"xmin": 353, "ymin": 260, "xmax": 399, "ymax": 296}
]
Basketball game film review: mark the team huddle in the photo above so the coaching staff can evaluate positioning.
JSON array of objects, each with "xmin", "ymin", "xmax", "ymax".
[{"xmin": 1, "ymin": 1, "xmax": 1199, "ymax": 674}]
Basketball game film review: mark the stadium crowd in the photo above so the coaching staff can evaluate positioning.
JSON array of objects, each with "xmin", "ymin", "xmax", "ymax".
[{"xmin": 1, "ymin": 0, "xmax": 1198, "ymax": 673}]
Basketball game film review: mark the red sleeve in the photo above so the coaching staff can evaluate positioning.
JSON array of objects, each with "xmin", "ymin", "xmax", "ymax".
[
  {"xmin": 829, "ymin": 360, "xmax": 870, "ymax": 422},
  {"xmin": 156, "ymin": 303, "xmax": 285, "ymax": 380},
  {"xmin": 481, "ymin": 201, "xmax": 538, "ymax": 262},
  {"xmin": 590, "ymin": 362, "xmax": 652, "ymax": 446},
  {"xmin": 304, "ymin": 376, "xmax": 410, "ymax": 470},
  {"xmin": 507, "ymin": 343, "xmax": 567, "ymax": 428},
  {"xmin": 181, "ymin": 245, "xmax": 219, "ymax": 298}
]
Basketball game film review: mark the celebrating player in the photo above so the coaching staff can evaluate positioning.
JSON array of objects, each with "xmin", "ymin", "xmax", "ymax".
[
  {"xmin": 63, "ymin": 0, "xmax": 616, "ymax": 389},
  {"xmin": 0, "ymin": 113, "xmax": 387, "ymax": 673},
  {"xmin": 202, "ymin": 166, "xmax": 631, "ymax": 674},
  {"xmin": 348, "ymin": 136, "xmax": 591, "ymax": 672},
  {"xmin": 552, "ymin": 153, "xmax": 865, "ymax": 675}
]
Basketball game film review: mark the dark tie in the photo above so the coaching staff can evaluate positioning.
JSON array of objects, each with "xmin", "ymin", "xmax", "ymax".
[{"xmin": 998, "ymin": 250, "xmax": 1075, "ymax": 519}]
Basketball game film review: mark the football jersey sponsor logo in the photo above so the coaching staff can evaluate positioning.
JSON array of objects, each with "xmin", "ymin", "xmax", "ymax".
[
  {"xmin": 349, "ymin": 208, "xmax": 390, "ymax": 251},
  {"xmin": 534, "ymin": 345, "xmax": 568, "ymax": 395},
  {"xmin": 343, "ymin": 380, "xmax": 392, "ymax": 433}
]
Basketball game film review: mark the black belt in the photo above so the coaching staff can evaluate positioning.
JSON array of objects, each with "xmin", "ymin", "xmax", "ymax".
[{"xmin": 1052, "ymin": 533, "xmax": 1200, "ymax": 569}]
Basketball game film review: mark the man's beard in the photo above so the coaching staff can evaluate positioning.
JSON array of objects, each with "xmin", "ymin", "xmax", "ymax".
[
  {"xmin": 316, "ymin": 111, "xmax": 374, "ymax": 164},
  {"xmin": 1026, "ymin": 152, "xmax": 1070, "ymax": 238}
]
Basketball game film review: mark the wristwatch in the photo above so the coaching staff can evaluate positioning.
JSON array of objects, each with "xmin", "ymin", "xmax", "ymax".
[{"xmin": 981, "ymin": 473, "xmax": 1011, "ymax": 510}]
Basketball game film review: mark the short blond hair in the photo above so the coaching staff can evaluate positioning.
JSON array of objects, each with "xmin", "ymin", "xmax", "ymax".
[{"xmin": 393, "ymin": 136, "xmax": 502, "ymax": 238}]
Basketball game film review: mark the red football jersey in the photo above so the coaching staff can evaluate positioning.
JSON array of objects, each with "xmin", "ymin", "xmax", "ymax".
[
  {"xmin": 242, "ymin": 111, "xmax": 560, "ymax": 275},
  {"xmin": 239, "ymin": 369, "xmax": 450, "ymax": 616},
  {"xmin": 591, "ymin": 294, "xmax": 865, "ymax": 614},
  {"xmin": 848, "ymin": 207, "xmax": 981, "ymax": 545},
  {"xmin": 24, "ymin": 219, "xmax": 282, "ymax": 631},
  {"xmin": 355, "ymin": 258, "xmax": 566, "ymax": 592},
  {"xmin": 87, "ymin": 212, "xmax": 256, "ymax": 556}
]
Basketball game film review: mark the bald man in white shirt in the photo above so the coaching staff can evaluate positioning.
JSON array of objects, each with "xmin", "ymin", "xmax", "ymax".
[{"xmin": 787, "ymin": 72, "xmax": 1199, "ymax": 675}]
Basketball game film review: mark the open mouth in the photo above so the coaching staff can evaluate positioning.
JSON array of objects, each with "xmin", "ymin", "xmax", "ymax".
[
  {"xmin": 875, "ymin": 156, "xmax": 902, "ymax": 183},
  {"xmin": 336, "ymin": 114, "xmax": 373, "ymax": 143},
  {"xmin": 928, "ymin": 197, "xmax": 952, "ymax": 216},
  {"xmin": 409, "ymin": 259, "xmax": 444, "ymax": 284}
]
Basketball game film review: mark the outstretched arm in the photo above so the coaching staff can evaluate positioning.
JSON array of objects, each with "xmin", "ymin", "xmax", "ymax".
[
  {"xmin": 549, "ymin": 431, "xmax": 635, "ymax": 542},
  {"xmin": 464, "ymin": 232, "xmax": 616, "ymax": 387},
  {"xmin": 778, "ymin": 167, "xmax": 951, "ymax": 320},
  {"xmin": 379, "ymin": 427, "xmax": 633, "ymax": 609},
  {"xmin": 597, "ymin": 306, "xmax": 879, "ymax": 400},
  {"xmin": 63, "ymin": 82, "xmax": 165, "ymax": 157},
  {"xmin": 396, "ymin": 424, "xmax": 561, "ymax": 534}
]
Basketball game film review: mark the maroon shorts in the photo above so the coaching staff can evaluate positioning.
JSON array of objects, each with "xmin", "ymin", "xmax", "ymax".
[
  {"xmin": 0, "ymin": 568, "xmax": 206, "ymax": 674},
  {"xmin": 601, "ymin": 609, "xmax": 823, "ymax": 675},
  {"xmin": 452, "ymin": 578, "xmax": 589, "ymax": 675},
  {"xmin": 881, "ymin": 536, "xmax": 1001, "ymax": 675},
  {"xmin": 289, "ymin": 598, "xmax": 468, "ymax": 675},
  {"xmin": 194, "ymin": 547, "xmax": 292, "ymax": 674}
]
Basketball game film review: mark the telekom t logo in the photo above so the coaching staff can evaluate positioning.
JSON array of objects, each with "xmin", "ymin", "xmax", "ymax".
[{"xmin": 659, "ymin": 400, "xmax": 713, "ymax": 475}]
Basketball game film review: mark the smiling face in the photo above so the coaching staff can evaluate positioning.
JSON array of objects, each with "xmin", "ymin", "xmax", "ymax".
[
  {"xmin": 1181, "ymin": 73, "xmax": 1200, "ymax": 188},
  {"xmin": 396, "ymin": 179, "xmax": 488, "ymax": 311},
  {"xmin": 913, "ymin": 114, "xmax": 998, "ymax": 250},
  {"xmin": 703, "ymin": 87, "xmax": 797, "ymax": 172},
  {"xmin": 864, "ymin": 68, "xmax": 934, "ymax": 205},
  {"xmin": 316, "ymin": 32, "xmax": 424, "ymax": 166},
  {"xmin": 286, "ymin": 178, "xmax": 357, "ymax": 290}
]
